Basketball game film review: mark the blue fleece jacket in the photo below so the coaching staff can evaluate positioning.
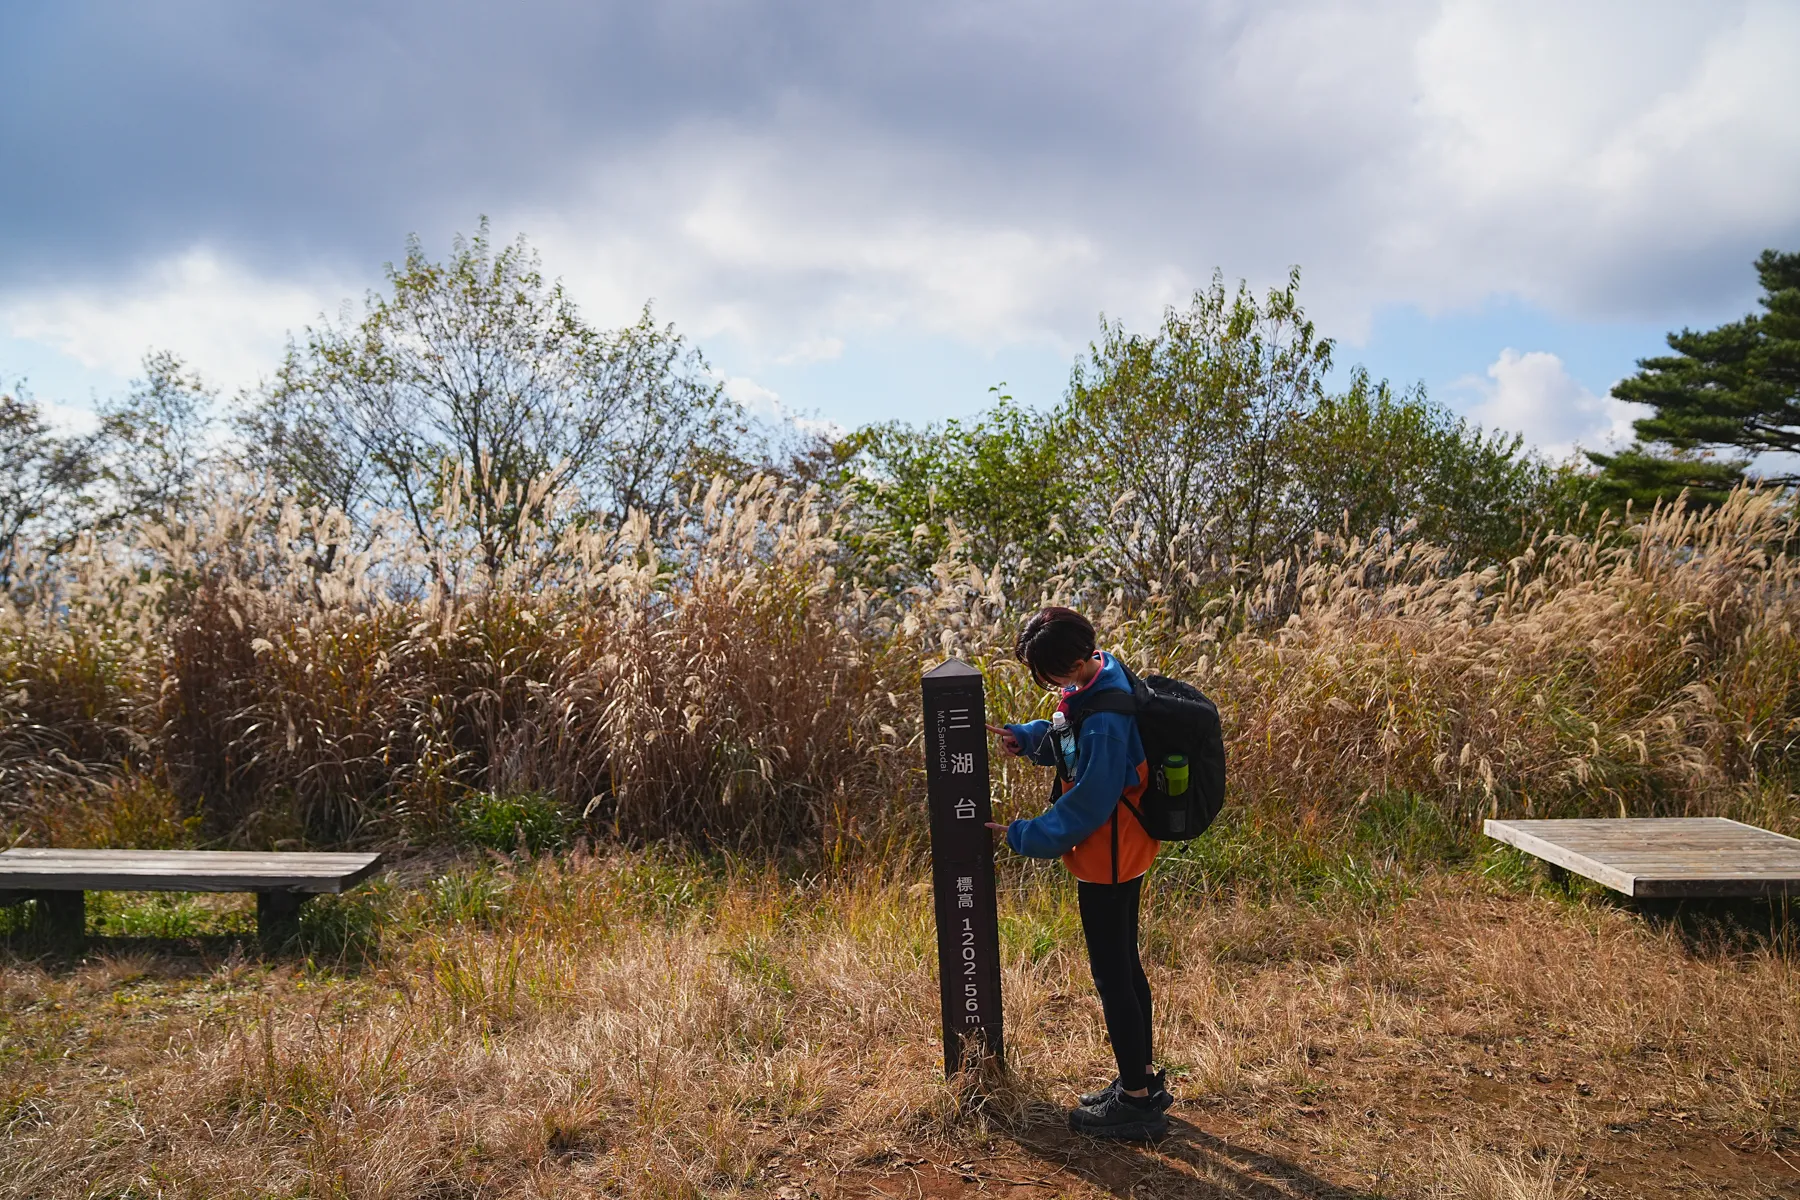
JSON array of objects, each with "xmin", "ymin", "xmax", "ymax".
[{"xmin": 1001, "ymin": 653, "xmax": 1144, "ymax": 859}]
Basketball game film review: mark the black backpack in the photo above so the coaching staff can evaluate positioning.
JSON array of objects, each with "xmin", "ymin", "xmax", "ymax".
[{"xmin": 1067, "ymin": 661, "xmax": 1226, "ymax": 841}]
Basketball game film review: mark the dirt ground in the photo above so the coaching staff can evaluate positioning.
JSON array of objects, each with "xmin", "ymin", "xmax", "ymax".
[
  {"xmin": 762, "ymin": 1025, "xmax": 1800, "ymax": 1199},
  {"xmin": 769, "ymin": 1084, "xmax": 1800, "ymax": 1199},
  {"xmin": 3, "ymin": 860, "xmax": 1798, "ymax": 1198}
]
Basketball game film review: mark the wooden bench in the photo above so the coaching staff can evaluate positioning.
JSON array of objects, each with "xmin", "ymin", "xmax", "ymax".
[
  {"xmin": 0, "ymin": 848, "xmax": 383, "ymax": 948},
  {"xmin": 1484, "ymin": 817, "xmax": 1800, "ymax": 898}
]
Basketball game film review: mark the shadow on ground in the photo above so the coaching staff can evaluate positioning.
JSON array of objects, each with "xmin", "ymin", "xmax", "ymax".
[
  {"xmin": 1629, "ymin": 895, "xmax": 1799, "ymax": 958},
  {"xmin": 0, "ymin": 931, "xmax": 375, "ymax": 975},
  {"xmin": 1008, "ymin": 1116, "xmax": 1384, "ymax": 1199}
]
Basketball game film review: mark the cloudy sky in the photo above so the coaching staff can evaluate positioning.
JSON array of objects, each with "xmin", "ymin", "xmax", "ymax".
[{"xmin": 3, "ymin": 1, "xmax": 1797, "ymax": 460}]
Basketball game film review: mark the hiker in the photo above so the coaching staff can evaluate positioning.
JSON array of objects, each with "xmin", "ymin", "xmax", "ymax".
[{"xmin": 985, "ymin": 606, "xmax": 1173, "ymax": 1141}]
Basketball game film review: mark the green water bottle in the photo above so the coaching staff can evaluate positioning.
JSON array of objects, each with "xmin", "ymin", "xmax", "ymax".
[{"xmin": 1162, "ymin": 754, "xmax": 1189, "ymax": 796}]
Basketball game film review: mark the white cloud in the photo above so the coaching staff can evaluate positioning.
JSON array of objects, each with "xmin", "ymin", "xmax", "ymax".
[
  {"xmin": 775, "ymin": 337, "xmax": 845, "ymax": 366},
  {"xmin": 788, "ymin": 414, "xmax": 848, "ymax": 439},
  {"xmin": 3, "ymin": 1, "xmax": 1796, "ymax": 403},
  {"xmin": 39, "ymin": 399, "xmax": 100, "ymax": 437},
  {"xmin": 509, "ymin": 130, "xmax": 1145, "ymax": 362},
  {"xmin": 1459, "ymin": 349, "xmax": 1644, "ymax": 460},
  {"xmin": 437, "ymin": 1, "xmax": 1800, "ymax": 356},
  {"xmin": 721, "ymin": 374, "xmax": 782, "ymax": 417},
  {"xmin": 0, "ymin": 248, "xmax": 346, "ymax": 395},
  {"xmin": 719, "ymin": 373, "xmax": 847, "ymax": 440},
  {"xmin": 1391, "ymin": 0, "xmax": 1800, "ymax": 318}
]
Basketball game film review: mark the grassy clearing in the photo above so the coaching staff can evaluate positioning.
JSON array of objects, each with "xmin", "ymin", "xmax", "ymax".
[
  {"xmin": 3, "ymin": 473, "xmax": 1798, "ymax": 1196},
  {"xmin": 3, "ymin": 845, "xmax": 1796, "ymax": 1199}
]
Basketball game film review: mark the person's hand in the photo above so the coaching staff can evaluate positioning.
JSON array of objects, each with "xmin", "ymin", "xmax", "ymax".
[
  {"xmin": 984, "ymin": 821, "xmax": 1008, "ymax": 832},
  {"xmin": 985, "ymin": 723, "xmax": 1021, "ymax": 757}
]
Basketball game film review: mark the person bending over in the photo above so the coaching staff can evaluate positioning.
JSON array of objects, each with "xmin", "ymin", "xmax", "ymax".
[{"xmin": 986, "ymin": 606, "xmax": 1171, "ymax": 1141}]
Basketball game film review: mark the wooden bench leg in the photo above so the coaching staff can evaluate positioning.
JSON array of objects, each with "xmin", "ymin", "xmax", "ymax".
[
  {"xmin": 33, "ymin": 890, "xmax": 86, "ymax": 948},
  {"xmin": 257, "ymin": 891, "xmax": 308, "ymax": 950}
]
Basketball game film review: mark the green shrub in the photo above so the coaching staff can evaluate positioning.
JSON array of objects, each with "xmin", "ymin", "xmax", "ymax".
[
  {"xmin": 89, "ymin": 891, "xmax": 233, "ymax": 938},
  {"xmin": 455, "ymin": 790, "xmax": 571, "ymax": 856},
  {"xmin": 1151, "ymin": 813, "xmax": 1412, "ymax": 905},
  {"xmin": 295, "ymin": 887, "xmax": 387, "ymax": 962},
  {"xmin": 607, "ymin": 852, "xmax": 724, "ymax": 922},
  {"xmin": 421, "ymin": 867, "xmax": 512, "ymax": 927},
  {"xmin": 1351, "ymin": 791, "xmax": 1470, "ymax": 869}
]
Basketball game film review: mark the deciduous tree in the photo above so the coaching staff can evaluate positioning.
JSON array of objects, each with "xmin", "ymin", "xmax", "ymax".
[
  {"xmin": 241, "ymin": 221, "xmax": 738, "ymax": 571},
  {"xmin": 1065, "ymin": 269, "xmax": 1332, "ymax": 613},
  {"xmin": 1297, "ymin": 369, "xmax": 1553, "ymax": 564},
  {"xmin": 0, "ymin": 385, "xmax": 94, "ymax": 589},
  {"xmin": 842, "ymin": 393, "xmax": 1082, "ymax": 594},
  {"xmin": 93, "ymin": 350, "xmax": 215, "ymax": 525}
]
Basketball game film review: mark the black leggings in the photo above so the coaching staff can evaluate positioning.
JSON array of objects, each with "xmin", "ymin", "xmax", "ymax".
[{"xmin": 1077, "ymin": 875, "xmax": 1153, "ymax": 1090}]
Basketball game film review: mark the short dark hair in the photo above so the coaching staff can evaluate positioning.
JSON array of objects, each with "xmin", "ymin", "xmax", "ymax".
[{"xmin": 1015, "ymin": 606, "xmax": 1096, "ymax": 687}]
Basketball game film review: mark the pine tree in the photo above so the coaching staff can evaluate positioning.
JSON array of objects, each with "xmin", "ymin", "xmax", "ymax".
[
  {"xmin": 1582, "ymin": 444, "xmax": 1746, "ymax": 511},
  {"xmin": 1592, "ymin": 250, "xmax": 1800, "ymax": 504}
]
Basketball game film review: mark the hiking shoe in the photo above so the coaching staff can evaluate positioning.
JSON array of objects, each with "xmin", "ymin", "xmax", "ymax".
[
  {"xmin": 1068, "ymin": 1091, "xmax": 1170, "ymax": 1141},
  {"xmin": 1078, "ymin": 1069, "xmax": 1173, "ymax": 1113}
]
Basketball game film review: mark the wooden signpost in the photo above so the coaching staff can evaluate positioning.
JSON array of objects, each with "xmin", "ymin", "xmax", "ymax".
[{"xmin": 921, "ymin": 657, "xmax": 1004, "ymax": 1077}]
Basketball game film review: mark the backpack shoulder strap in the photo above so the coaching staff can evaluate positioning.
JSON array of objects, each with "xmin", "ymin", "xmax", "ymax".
[
  {"xmin": 1069, "ymin": 658, "xmax": 1148, "ymax": 732},
  {"xmin": 1079, "ymin": 691, "xmax": 1139, "ymax": 716},
  {"xmin": 1068, "ymin": 689, "xmax": 1137, "ymax": 740}
]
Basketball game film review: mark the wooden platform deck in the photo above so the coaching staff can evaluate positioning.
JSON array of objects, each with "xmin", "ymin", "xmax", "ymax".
[{"xmin": 1483, "ymin": 818, "xmax": 1800, "ymax": 898}]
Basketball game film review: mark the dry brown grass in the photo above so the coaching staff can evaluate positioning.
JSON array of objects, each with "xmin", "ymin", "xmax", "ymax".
[
  {"xmin": 2, "ymin": 477, "xmax": 919, "ymax": 852},
  {"xmin": 6, "ymin": 479, "xmax": 1797, "ymax": 855},
  {"xmin": 2, "ymin": 854, "xmax": 1796, "ymax": 1198},
  {"xmin": 1124, "ymin": 492, "xmax": 1795, "ymax": 826}
]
